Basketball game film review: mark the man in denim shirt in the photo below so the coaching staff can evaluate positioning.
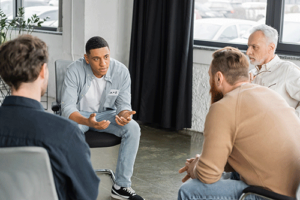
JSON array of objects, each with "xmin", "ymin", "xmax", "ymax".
[
  {"xmin": 61, "ymin": 36, "xmax": 143, "ymax": 200},
  {"xmin": 0, "ymin": 35, "xmax": 100, "ymax": 200}
]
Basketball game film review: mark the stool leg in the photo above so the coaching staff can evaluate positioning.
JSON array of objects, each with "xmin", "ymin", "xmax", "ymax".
[
  {"xmin": 239, "ymin": 193, "xmax": 247, "ymax": 200},
  {"xmin": 95, "ymin": 169, "xmax": 116, "ymax": 184}
]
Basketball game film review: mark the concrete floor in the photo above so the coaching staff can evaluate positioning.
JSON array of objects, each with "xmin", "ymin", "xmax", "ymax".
[{"xmin": 91, "ymin": 125, "xmax": 202, "ymax": 200}]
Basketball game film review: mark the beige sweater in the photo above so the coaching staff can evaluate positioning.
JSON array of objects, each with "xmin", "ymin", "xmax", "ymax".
[{"xmin": 196, "ymin": 83, "xmax": 300, "ymax": 197}]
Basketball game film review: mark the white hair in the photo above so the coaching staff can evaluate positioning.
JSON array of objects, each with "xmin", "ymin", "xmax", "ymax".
[{"xmin": 249, "ymin": 24, "xmax": 278, "ymax": 49}]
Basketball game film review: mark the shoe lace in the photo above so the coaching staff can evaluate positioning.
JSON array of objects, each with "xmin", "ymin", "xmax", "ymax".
[{"xmin": 124, "ymin": 187, "xmax": 136, "ymax": 195}]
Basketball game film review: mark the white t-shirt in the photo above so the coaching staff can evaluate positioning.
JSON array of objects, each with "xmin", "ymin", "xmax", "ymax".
[{"xmin": 79, "ymin": 76, "xmax": 106, "ymax": 112}]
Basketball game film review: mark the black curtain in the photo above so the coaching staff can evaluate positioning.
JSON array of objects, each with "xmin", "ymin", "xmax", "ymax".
[{"xmin": 129, "ymin": 0, "xmax": 194, "ymax": 130}]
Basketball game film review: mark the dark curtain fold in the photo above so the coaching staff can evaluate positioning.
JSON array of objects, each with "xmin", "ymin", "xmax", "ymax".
[{"xmin": 129, "ymin": 0, "xmax": 194, "ymax": 130}]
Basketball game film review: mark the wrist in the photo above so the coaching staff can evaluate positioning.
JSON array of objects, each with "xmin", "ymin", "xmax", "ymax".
[{"xmin": 85, "ymin": 117, "xmax": 91, "ymax": 127}]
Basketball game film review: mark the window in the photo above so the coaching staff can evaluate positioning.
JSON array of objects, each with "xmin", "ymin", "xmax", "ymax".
[
  {"xmin": 282, "ymin": 1, "xmax": 300, "ymax": 44},
  {"xmin": 0, "ymin": 0, "xmax": 61, "ymax": 32},
  {"xmin": 194, "ymin": 0, "xmax": 300, "ymax": 56},
  {"xmin": 0, "ymin": 0, "xmax": 13, "ymax": 16},
  {"xmin": 218, "ymin": 25, "xmax": 238, "ymax": 41}
]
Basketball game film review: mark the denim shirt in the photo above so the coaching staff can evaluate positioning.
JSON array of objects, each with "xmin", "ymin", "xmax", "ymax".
[{"xmin": 61, "ymin": 57, "xmax": 132, "ymax": 119}]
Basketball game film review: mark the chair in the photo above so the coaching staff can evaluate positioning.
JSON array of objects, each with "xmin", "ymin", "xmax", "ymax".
[
  {"xmin": 0, "ymin": 146, "xmax": 58, "ymax": 200},
  {"xmin": 239, "ymin": 186, "xmax": 297, "ymax": 200},
  {"xmin": 52, "ymin": 59, "xmax": 121, "ymax": 184}
]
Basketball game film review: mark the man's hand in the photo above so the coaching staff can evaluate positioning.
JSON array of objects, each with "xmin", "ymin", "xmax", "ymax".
[
  {"xmin": 178, "ymin": 154, "xmax": 200, "ymax": 182},
  {"xmin": 115, "ymin": 110, "xmax": 136, "ymax": 126},
  {"xmin": 88, "ymin": 113, "xmax": 110, "ymax": 130}
]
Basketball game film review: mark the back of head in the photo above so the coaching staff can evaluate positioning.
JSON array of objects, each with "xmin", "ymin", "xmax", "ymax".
[
  {"xmin": 85, "ymin": 36, "xmax": 109, "ymax": 54},
  {"xmin": 249, "ymin": 24, "xmax": 278, "ymax": 49},
  {"xmin": 0, "ymin": 35, "xmax": 48, "ymax": 90},
  {"xmin": 211, "ymin": 47, "xmax": 249, "ymax": 85}
]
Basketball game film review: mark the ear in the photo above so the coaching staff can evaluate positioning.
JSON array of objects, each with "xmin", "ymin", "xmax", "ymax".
[
  {"xmin": 268, "ymin": 43, "xmax": 275, "ymax": 54},
  {"xmin": 39, "ymin": 63, "xmax": 47, "ymax": 79},
  {"xmin": 84, "ymin": 54, "xmax": 89, "ymax": 64},
  {"xmin": 215, "ymin": 71, "xmax": 224, "ymax": 86}
]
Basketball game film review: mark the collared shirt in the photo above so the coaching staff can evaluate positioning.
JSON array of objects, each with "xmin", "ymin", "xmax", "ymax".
[
  {"xmin": 250, "ymin": 55, "xmax": 300, "ymax": 118},
  {"xmin": 0, "ymin": 96, "xmax": 100, "ymax": 200},
  {"xmin": 61, "ymin": 58, "xmax": 132, "ymax": 119}
]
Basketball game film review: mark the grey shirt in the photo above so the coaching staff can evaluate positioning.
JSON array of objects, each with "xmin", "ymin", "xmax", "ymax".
[{"xmin": 61, "ymin": 58, "xmax": 132, "ymax": 118}]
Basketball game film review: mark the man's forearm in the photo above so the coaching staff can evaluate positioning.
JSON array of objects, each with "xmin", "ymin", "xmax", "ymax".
[{"xmin": 69, "ymin": 111, "xmax": 90, "ymax": 126}]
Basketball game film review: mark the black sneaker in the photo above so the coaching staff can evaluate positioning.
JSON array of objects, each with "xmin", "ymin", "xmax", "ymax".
[{"xmin": 111, "ymin": 185, "xmax": 144, "ymax": 200}]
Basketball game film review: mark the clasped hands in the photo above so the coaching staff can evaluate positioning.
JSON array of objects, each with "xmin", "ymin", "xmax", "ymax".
[
  {"xmin": 178, "ymin": 154, "xmax": 200, "ymax": 183},
  {"xmin": 87, "ymin": 110, "xmax": 136, "ymax": 130}
]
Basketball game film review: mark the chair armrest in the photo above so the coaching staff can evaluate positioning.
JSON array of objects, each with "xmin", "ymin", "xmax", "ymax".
[
  {"xmin": 242, "ymin": 186, "xmax": 296, "ymax": 200},
  {"xmin": 51, "ymin": 102, "xmax": 61, "ymax": 112}
]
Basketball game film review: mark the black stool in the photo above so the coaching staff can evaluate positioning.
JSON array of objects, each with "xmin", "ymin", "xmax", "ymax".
[
  {"xmin": 239, "ymin": 186, "xmax": 297, "ymax": 200},
  {"xmin": 85, "ymin": 130, "xmax": 121, "ymax": 183}
]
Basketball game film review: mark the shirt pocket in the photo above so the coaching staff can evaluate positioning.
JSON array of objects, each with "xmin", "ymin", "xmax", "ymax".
[{"xmin": 103, "ymin": 95, "xmax": 118, "ymax": 109}]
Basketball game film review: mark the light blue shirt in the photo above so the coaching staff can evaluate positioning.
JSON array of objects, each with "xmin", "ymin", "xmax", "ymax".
[{"xmin": 61, "ymin": 57, "xmax": 132, "ymax": 119}]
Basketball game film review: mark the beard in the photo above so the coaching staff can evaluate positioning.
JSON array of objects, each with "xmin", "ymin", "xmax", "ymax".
[
  {"xmin": 210, "ymin": 78, "xmax": 223, "ymax": 104},
  {"xmin": 41, "ymin": 77, "xmax": 48, "ymax": 97},
  {"xmin": 41, "ymin": 86, "xmax": 46, "ymax": 97},
  {"xmin": 249, "ymin": 58, "xmax": 264, "ymax": 66},
  {"xmin": 249, "ymin": 54, "xmax": 269, "ymax": 66}
]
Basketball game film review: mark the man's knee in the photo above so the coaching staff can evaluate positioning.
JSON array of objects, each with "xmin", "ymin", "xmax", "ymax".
[
  {"xmin": 78, "ymin": 124, "xmax": 89, "ymax": 134},
  {"xmin": 123, "ymin": 120, "xmax": 141, "ymax": 138},
  {"xmin": 178, "ymin": 179, "xmax": 207, "ymax": 200},
  {"xmin": 178, "ymin": 180, "xmax": 197, "ymax": 200}
]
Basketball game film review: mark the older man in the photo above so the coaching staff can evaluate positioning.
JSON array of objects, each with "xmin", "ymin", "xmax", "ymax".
[
  {"xmin": 178, "ymin": 47, "xmax": 300, "ymax": 200},
  {"xmin": 247, "ymin": 24, "xmax": 300, "ymax": 118}
]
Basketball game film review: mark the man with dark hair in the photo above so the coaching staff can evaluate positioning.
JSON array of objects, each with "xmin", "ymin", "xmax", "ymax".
[
  {"xmin": 178, "ymin": 47, "xmax": 300, "ymax": 200},
  {"xmin": 0, "ymin": 35, "xmax": 100, "ymax": 200},
  {"xmin": 61, "ymin": 36, "xmax": 144, "ymax": 200}
]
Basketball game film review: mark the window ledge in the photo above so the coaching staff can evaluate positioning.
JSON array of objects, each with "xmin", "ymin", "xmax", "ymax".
[
  {"xmin": 193, "ymin": 45, "xmax": 218, "ymax": 52},
  {"xmin": 193, "ymin": 45, "xmax": 300, "ymax": 61},
  {"xmin": 31, "ymin": 29, "xmax": 62, "ymax": 35}
]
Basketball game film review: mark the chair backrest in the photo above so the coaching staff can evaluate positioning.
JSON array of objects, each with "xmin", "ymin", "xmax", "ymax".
[
  {"xmin": 0, "ymin": 146, "xmax": 58, "ymax": 200},
  {"xmin": 55, "ymin": 60, "xmax": 73, "ymax": 103}
]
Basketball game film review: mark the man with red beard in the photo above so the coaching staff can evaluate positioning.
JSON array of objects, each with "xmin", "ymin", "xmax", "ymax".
[{"xmin": 178, "ymin": 47, "xmax": 300, "ymax": 200}]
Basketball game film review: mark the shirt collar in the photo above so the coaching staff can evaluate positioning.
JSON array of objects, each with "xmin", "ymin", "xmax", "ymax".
[
  {"xmin": 2, "ymin": 96, "xmax": 45, "ymax": 111},
  {"xmin": 255, "ymin": 55, "xmax": 280, "ymax": 72}
]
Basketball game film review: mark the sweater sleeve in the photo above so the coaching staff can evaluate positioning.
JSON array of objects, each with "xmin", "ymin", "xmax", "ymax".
[{"xmin": 195, "ymin": 102, "xmax": 236, "ymax": 184}]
